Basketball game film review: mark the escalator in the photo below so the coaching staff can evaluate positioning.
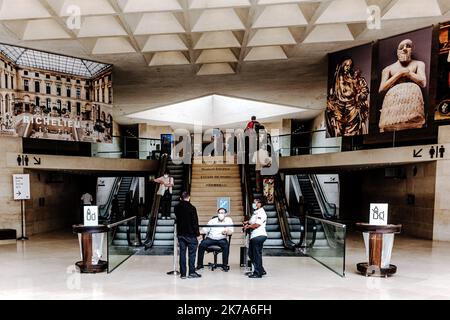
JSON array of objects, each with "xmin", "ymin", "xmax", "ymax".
[{"xmin": 144, "ymin": 155, "xmax": 191, "ymax": 251}]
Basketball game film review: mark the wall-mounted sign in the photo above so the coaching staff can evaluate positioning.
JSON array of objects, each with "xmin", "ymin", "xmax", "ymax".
[
  {"xmin": 13, "ymin": 174, "xmax": 30, "ymax": 200},
  {"xmin": 84, "ymin": 206, "xmax": 98, "ymax": 227},
  {"xmin": 370, "ymin": 203, "xmax": 388, "ymax": 226},
  {"xmin": 217, "ymin": 197, "xmax": 231, "ymax": 214}
]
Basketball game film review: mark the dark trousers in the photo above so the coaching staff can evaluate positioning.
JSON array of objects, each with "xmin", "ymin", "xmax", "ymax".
[
  {"xmin": 160, "ymin": 197, "xmax": 171, "ymax": 218},
  {"xmin": 178, "ymin": 236, "xmax": 198, "ymax": 276},
  {"xmin": 249, "ymin": 236, "xmax": 267, "ymax": 276},
  {"xmin": 197, "ymin": 238, "xmax": 229, "ymax": 266}
]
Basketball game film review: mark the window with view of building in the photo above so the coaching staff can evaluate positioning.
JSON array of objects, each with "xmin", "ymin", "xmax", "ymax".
[
  {"xmin": 76, "ymin": 88, "xmax": 81, "ymax": 99},
  {"xmin": 46, "ymin": 98, "xmax": 51, "ymax": 109},
  {"xmin": 35, "ymin": 81, "xmax": 40, "ymax": 93},
  {"xmin": 46, "ymin": 83, "xmax": 51, "ymax": 95}
]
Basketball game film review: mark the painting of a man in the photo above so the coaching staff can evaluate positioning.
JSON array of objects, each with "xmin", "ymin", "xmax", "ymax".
[
  {"xmin": 378, "ymin": 39, "xmax": 427, "ymax": 132},
  {"xmin": 326, "ymin": 44, "xmax": 372, "ymax": 138}
]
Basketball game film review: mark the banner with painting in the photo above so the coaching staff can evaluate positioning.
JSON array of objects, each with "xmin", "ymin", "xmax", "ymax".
[
  {"xmin": 326, "ymin": 43, "xmax": 373, "ymax": 138},
  {"xmin": 0, "ymin": 43, "xmax": 113, "ymax": 143},
  {"xmin": 376, "ymin": 27, "xmax": 433, "ymax": 133},
  {"xmin": 436, "ymin": 22, "xmax": 450, "ymax": 121}
]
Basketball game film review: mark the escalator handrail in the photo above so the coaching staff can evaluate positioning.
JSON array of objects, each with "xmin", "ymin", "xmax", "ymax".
[
  {"xmin": 273, "ymin": 173, "xmax": 297, "ymax": 250},
  {"xmin": 144, "ymin": 153, "xmax": 169, "ymax": 247},
  {"xmin": 99, "ymin": 177, "xmax": 121, "ymax": 219},
  {"xmin": 309, "ymin": 174, "xmax": 337, "ymax": 219},
  {"xmin": 241, "ymin": 164, "xmax": 254, "ymax": 222}
]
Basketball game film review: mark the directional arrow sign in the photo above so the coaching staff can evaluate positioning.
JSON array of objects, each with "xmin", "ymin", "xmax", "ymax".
[
  {"xmin": 13, "ymin": 174, "xmax": 30, "ymax": 200},
  {"xmin": 33, "ymin": 157, "xmax": 41, "ymax": 165},
  {"xmin": 413, "ymin": 149, "xmax": 423, "ymax": 158}
]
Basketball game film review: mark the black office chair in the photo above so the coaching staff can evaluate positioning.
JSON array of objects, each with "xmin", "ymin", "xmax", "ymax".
[{"xmin": 202, "ymin": 234, "xmax": 232, "ymax": 271}]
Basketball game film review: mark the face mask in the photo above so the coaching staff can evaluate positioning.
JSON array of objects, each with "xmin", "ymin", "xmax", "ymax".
[
  {"xmin": 252, "ymin": 203, "xmax": 257, "ymax": 210},
  {"xmin": 164, "ymin": 174, "xmax": 169, "ymax": 178},
  {"xmin": 218, "ymin": 213, "xmax": 225, "ymax": 221}
]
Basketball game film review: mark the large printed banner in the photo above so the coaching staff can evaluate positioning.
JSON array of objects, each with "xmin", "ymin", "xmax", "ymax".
[
  {"xmin": 326, "ymin": 43, "xmax": 373, "ymax": 138},
  {"xmin": 376, "ymin": 27, "xmax": 433, "ymax": 133},
  {"xmin": 436, "ymin": 22, "xmax": 450, "ymax": 121},
  {"xmin": 0, "ymin": 45, "xmax": 113, "ymax": 143}
]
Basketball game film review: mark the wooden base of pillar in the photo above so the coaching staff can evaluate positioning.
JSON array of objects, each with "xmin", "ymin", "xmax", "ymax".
[
  {"xmin": 76, "ymin": 260, "xmax": 108, "ymax": 274},
  {"xmin": 357, "ymin": 262, "xmax": 397, "ymax": 277}
]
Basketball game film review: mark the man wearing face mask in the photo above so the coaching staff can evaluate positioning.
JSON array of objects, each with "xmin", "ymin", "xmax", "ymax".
[
  {"xmin": 153, "ymin": 170, "xmax": 174, "ymax": 219},
  {"xmin": 243, "ymin": 198, "xmax": 267, "ymax": 278},
  {"xmin": 196, "ymin": 208, "xmax": 234, "ymax": 272}
]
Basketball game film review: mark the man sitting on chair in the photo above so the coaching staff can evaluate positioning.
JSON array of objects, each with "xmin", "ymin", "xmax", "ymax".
[{"xmin": 196, "ymin": 208, "xmax": 234, "ymax": 271}]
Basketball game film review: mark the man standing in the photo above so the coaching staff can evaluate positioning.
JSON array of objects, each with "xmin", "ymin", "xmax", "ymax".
[
  {"xmin": 174, "ymin": 192, "xmax": 202, "ymax": 279},
  {"xmin": 378, "ymin": 39, "xmax": 427, "ymax": 132},
  {"xmin": 196, "ymin": 208, "xmax": 234, "ymax": 272}
]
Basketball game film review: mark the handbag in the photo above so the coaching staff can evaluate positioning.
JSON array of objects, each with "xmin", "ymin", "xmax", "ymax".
[{"xmin": 162, "ymin": 189, "xmax": 172, "ymax": 200}]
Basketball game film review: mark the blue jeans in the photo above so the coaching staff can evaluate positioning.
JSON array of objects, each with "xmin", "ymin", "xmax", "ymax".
[{"xmin": 178, "ymin": 236, "xmax": 198, "ymax": 276}]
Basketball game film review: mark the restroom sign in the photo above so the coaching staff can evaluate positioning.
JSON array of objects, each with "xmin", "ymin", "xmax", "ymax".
[
  {"xmin": 370, "ymin": 203, "xmax": 388, "ymax": 225},
  {"xmin": 13, "ymin": 174, "xmax": 30, "ymax": 200},
  {"xmin": 84, "ymin": 206, "xmax": 98, "ymax": 227}
]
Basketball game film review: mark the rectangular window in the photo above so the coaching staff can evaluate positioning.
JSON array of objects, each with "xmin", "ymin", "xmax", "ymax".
[
  {"xmin": 67, "ymin": 88, "xmax": 71, "ymax": 98},
  {"xmin": 46, "ymin": 74, "xmax": 51, "ymax": 79},
  {"xmin": 5, "ymin": 75, "xmax": 8, "ymax": 89},
  {"xmin": 76, "ymin": 79, "xmax": 81, "ymax": 84},
  {"xmin": 76, "ymin": 102, "xmax": 81, "ymax": 116},
  {"xmin": 76, "ymin": 88, "xmax": 81, "ymax": 99},
  {"xmin": 46, "ymin": 83, "xmax": 51, "ymax": 95},
  {"xmin": 57, "ymin": 85, "xmax": 61, "ymax": 96},
  {"xmin": 24, "ymin": 79, "xmax": 29, "ymax": 92},
  {"xmin": 108, "ymin": 88, "xmax": 112, "ymax": 104},
  {"xmin": 56, "ymin": 76, "xmax": 61, "ymax": 81},
  {"xmin": 11, "ymin": 76, "xmax": 13, "ymax": 89},
  {"xmin": 86, "ymin": 90, "xmax": 90, "ymax": 101},
  {"xmin": 24, "ymin": 70, "xmax": 28, "ymax": 76},
  {"xmin": 67, "ymin": 78, "xmax": 71, "ymax": 82},
  {"xmin": 35, "ymin": 81, "xmax": 40, "ymax": 93},
  {"xmin": 35, "ymin": 73, "xmax": 39, "ymax": 78}
]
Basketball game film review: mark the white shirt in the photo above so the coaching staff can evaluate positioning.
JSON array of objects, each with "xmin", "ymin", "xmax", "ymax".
[
  {"xmin": 202, "ymin": 217, "xmax": 234, "ymax": 241},
  {"xmin": 249, "ymin": 208, "xmax": 267, "ymax": 239},
  {"xmin": 80, "ymin": 193, "xmax": 93, "ymax": 205}
]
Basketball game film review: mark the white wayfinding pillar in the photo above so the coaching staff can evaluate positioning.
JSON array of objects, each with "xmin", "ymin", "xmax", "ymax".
[
  {"xmin": 13, "ymin": 174, "xmax": 31, "ymax": 241},
  {"xmin": 167, "ymin": 222, "xmax": 180, "ymax": 275}
]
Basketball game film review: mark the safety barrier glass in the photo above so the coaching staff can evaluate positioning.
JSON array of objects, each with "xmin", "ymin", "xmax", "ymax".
[
  {"xmin": 107, "ymin": 216, "xmax": 141, "ymax": 273},
  {"xmin": 93, "ymin": 136, "xmax": 162, "ymax": 159},
  {"xmin": 305, "ymin": 216, "xmax": 346, "ymax": 277}
]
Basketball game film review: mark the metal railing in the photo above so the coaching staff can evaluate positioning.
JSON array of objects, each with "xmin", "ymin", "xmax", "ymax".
[{"xmin": 309, "ymin": 175, "xmax": 337, "ymax": 219}]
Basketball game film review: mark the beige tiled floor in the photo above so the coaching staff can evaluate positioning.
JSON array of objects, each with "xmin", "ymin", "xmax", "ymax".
[{"xmin": 1, "ymin": 231, "xmax": 450, "ymax": 300}]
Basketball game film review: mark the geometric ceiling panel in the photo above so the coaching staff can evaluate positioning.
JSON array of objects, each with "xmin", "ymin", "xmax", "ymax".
[
  {"xmin": 382, "ymin": 0, "xmax": 442, "ymax": 20},
  {"xmin": 197, "ymin": 63, "xmax": 235, "ymax": 75},
  {"xmin": 78, "ymin": 16, "xmax": 128, "ymax": 37},
  {"xmin": 253, "ymin": 4, "xmax": 308, "ymax": 28},
  {"xmin": 244, "ymin": 46, "xmax": 287, "ymax": 61},
  {"xmin": 196, "ymin": 48, "xmax": 238, "ymax": 63},
  {"xmin": 92, "ymin": 37, "xmax": 136, "ymax": 55},
  {"xmin": 248, "ymin": 28, "xmax": 296, "ymax": 47},
  {"xmin": 315, "ymin": 0, "xmax": 369, "ymax": 24},
  {"xmin": 189, "ymin": 0, "xmax": 251, "ymax": 9},
  {"xmin": 119, "ymin": 0, "xmax": 183, "ymax": 13},
  {"xmin": 21, "ymin": 19, "xmax": 71, "ymax": 41},
  {"xmin": 257, "ymin": 0, "xmax": 308, "ymax": 4},
  {"xmin": 134, "ymin": 13, "xmax": 185, "ymax": 35},
  {"xmin": 303, "ymin": 24, "xmax": 354, "ymax": 43},
  {"xmin": 194, "ymin": 31, "xmax": 241, "ymax": 49},
  {"xmin": 48, "ymin": 0, "xmax": 116, "ymax": 17},
  {"xmin": 0, "ymin": 0, "xmax": 51, "ymax": 20},
  {"xmin": 191, "ymin": 9, "xmax": 246, "ymax": 32},
  {"xmin": 142, "ymin": 34, "xmax": 188, "ymax": 52},
  {"xmin": 149, "ymin": 51, "xmax": 190, "ymax": 66}
]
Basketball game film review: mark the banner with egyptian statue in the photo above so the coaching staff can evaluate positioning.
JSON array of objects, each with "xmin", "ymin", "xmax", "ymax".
[
  {"xmin": 376, "ymin": 27, "xmax": 433, "ymax": 133},
  {"xmin": 435, "ymin": 22, "xmax": 450, "ymax": 121},
  {"xmin": 326, "ymin": 43, "xmax": 373, "ymax": 138}
]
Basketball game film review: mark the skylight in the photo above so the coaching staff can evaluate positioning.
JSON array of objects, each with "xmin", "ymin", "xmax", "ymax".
[{"xmin": 0, "ymin": 43, "xmax": 111, "ymax": 78}]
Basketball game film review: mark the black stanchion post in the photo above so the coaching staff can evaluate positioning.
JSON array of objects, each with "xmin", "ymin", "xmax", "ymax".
[{"xmin": 18, "ymin": 200, "xmax": 28, "ymax": 241}]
